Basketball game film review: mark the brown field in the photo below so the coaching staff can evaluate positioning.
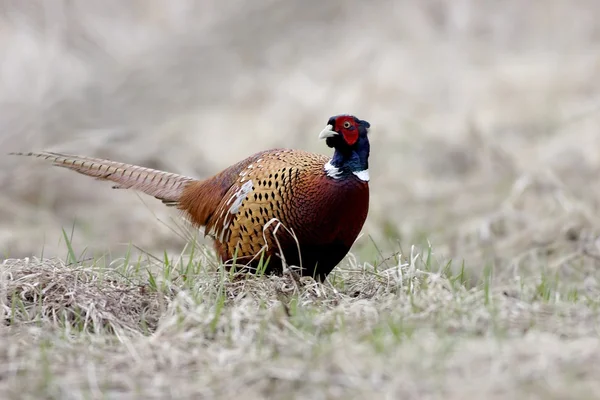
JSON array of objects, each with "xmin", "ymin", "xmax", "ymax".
[{"xmin": 2, "ymin": 1, "xmax": 600, "ymax": 398}]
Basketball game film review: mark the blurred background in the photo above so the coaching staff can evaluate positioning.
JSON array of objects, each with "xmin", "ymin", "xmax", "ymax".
[{"xmin": 2, "ymin": 0, "xmax": 600, "ymax": 273}]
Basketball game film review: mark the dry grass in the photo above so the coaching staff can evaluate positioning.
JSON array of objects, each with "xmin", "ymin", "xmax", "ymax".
[
  {"xmin": 1, "ymin": 246, "xmax": 600, "ymax": 399},
  {"xmin": 2, "ymin": 0, "xmax": 600, "ymax": 398}
]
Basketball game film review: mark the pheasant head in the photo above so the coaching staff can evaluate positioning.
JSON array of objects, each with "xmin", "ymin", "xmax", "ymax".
[{"xmin": 318, "ymin": 114, "xmax": 371, "ymax": 181}]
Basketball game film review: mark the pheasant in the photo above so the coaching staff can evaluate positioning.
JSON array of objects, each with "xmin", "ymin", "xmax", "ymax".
[{"xmin": 11, "ymin": 114, "xmax": 371, "ymax": 280}]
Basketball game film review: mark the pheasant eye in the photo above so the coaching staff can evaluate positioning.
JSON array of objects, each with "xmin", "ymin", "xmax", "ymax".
[{"xmin": 343, "ymin": 121, "xmax": 351, "ymax": 129}]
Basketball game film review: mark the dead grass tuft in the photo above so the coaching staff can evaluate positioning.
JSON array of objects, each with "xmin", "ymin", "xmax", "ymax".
[{"xmin": 0, "ymin": 257, "xmax": 166, "ymax": 334}]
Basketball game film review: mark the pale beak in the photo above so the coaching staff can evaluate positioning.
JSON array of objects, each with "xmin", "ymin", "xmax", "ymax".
[{"xmin": 318, "ymin": 124, "xmax": 338, "ymax": 140}]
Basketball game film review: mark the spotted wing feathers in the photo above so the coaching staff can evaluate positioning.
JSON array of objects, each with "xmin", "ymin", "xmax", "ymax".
[{"xmin": 205, "ymin": 149, "xmax": 329, "ymax": 262}]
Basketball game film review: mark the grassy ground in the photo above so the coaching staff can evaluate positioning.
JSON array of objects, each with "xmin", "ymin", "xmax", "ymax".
[
  {"xmin": 2, "ymin": 239, "xmax": 600, "ymax": 399},
  {"xmin": 2, "ymin": 1, "xmax": 600, "ymax": 398}
]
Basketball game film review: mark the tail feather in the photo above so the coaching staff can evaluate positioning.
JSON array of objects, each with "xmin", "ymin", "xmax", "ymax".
[{"xmin": 10, "ymin": 151, "xmax": 196, "ymax": 205}]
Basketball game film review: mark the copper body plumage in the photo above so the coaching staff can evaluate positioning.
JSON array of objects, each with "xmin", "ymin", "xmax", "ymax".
[{"xmin": 12, "ymin": 114, "xmax": 371, "ymax": 280}]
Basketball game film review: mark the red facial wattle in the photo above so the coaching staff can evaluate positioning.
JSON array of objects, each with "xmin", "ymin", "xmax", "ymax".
[{"xmin": 342, "ymin": 129, "xmax": 359, "ymax": 145}]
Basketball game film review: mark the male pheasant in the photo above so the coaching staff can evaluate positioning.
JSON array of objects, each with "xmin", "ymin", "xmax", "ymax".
[{"xmin": 11, "ymin": 114, "xmax": 371, "ymax": 280}]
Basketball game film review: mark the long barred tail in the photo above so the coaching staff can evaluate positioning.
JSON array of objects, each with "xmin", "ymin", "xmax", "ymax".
[{"xmin": 10, "ymin": 151, "xmax": 197, "ymax": 206}]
